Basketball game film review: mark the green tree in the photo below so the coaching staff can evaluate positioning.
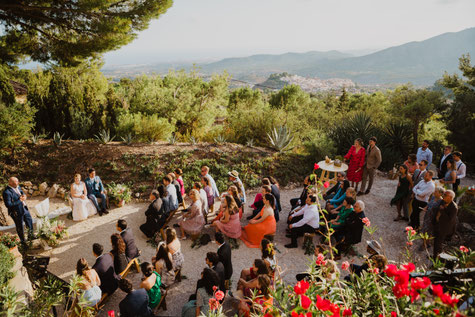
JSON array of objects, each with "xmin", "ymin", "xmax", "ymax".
[
  {"xmin": 269, "ymin": 84, "xmax": 311, "ymax": 112},
  {"xmin": 440, "ymin": 54, "xmax": 475, "ymax": 166},
  {"xmin": 0, "ymin": 0, "xmax": 172, "ymax": 65},
  {"xmin": 388, "ymin": 85, "xmax": 445, "ymax": 152},
  {"xmin": 0, "ymin": 101, "xmax": 36, "ymax": 157}
]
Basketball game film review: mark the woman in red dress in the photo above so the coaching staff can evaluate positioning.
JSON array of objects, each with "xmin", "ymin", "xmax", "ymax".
[{"xmin": 344, "ymin": 138, "xmax": 366, "ymax": 191}]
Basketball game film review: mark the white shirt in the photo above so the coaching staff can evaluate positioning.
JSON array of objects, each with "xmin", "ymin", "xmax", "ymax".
[
  {"xmin": 206, "ymin": 174, "xmax": 220, "ymax": 198},
  {"xmin": 199, "ymin": 188, "xmax": 209, "ymax": 214},
  {"xmin": 416, "ymin": 147, "xmax": 433, "ymax": 166},
  {"xmin": 291, "ymin": 204, "xmax": 319, "ymax": 229},
  {"xmin": 9, "ymin": 185, "xmax": 26, "ymax": 205},
  {"xmin": 412, "ymin": 180, "xmax": 435, "ymax": 203},
  {"xmin": 166, "ymin": 184, "xmax": 178, "ymax": 209},
  {"xmin": 455, "ymin": 160, "xmax": 466, "ymax": 179}
]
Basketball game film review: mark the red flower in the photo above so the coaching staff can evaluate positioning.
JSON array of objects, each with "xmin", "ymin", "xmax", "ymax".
[
  {"xmin": 391, "ymin": 312, "xmax": 397, "ymax": 317},
  {"xmin": 409, "ymin": 288, "xmax": 420, "ymax": 303},
  {"xmin": 315, "ymin": 253, "xmax": 327, "ymax": 266},
  {"xmin": 372, "ymin": 268, "xmax": 380, "ymax": 274},
  {"xmin": 392, "ymin": 283, "xmax": 409, "ymax": 298},
  {"xmin": 402, "ymin": 262, "xmax": 415, "ymax": 273},
  {"xmin": 394, "ymin": 270, "xmax": 410, "ymax": 285},
  {"xmin": 361, "ymin": 217, "xmax": 371, "ymax": 226},
  {"xmin": 213, "ymin": 286, "xmax": 218, "ymax": 291},
  {"xmin": 291, "ymin": 311, "xmax": 300, "ymax": 317},
  {"xmin": 405, "ymin": 226, "xmax": 413, "ymax": 232},
  {"xmin": 316, "ymin": 295, "xmax": 331, "ymax": 311},
  {"xmin": 343, "ymin": 308, "xmax": 352, "ymax": 316},
  {"xmin": 433, "ymin": 308, "xmax": 439, "ymax": 315},
  {"xmin": 431, "ymin": 284, "xmax": 444, "ymax": 297},
  {"xmin": 459, "ymin": 245, "xmax": 469, "ymax": 253},
  {"xmin": 108, "ymin": 311, "xmax": 115, "ymax": 317},
  {"xmin": 329, "ymin": 303, "xmax": 340, "ymax": 316},
  {"xmin": 341, "ymin": 261, "xmax": 350, "ymax": 271},
  {"xmin": 300, "ymin": 294, "xmax": 312, "ymax": 309},
  {"xmin": 208, "ymin": 298, "xmax": 219, "ymax": 311},
  {"xmin": 384, "ymin": 264, "xmax": 399, "ymax": 277},
  {"xmin": 215, "ymin": 290, "xmax": 224, "ymax": 301},
  {"xmin": 411, "ymin": 277, "xmax": 431, "ymax": 290},
  {"xmin": 440, "ymin": 293, "xmax": 459, "ymax": 307},
  {"xmin": 294, "ymin": 280, "xmax": 310, "ymax": 295},
  {"xmin": 406, "ymin": 241, "xmax": 413, "ymax": 246},
  {"xmin": 455, "ymin": 312, "xmax": 466, "ymax": 317},
  {"xmin": 323, "ymin": 181, "xmax": 330, "ymax": 188},
  {"xmin": 314, "ymin": 163, "xmax": 320, "ymax": 170}
]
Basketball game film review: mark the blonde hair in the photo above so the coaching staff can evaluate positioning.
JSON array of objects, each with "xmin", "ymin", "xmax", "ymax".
[
  {"xmin": 189, "ymin": 189, "xmax": 200, "ymax": 199},
  {"xmin": 346, "ymin": 187, "xmax": 357, "ymax": 198},
  {"xmin": 202, "ymin": 166, "xmax": 209, "ymax": 172},
  {"xmin": 74, "ymin": 173, "xmax": 81, "ymax": 179}
]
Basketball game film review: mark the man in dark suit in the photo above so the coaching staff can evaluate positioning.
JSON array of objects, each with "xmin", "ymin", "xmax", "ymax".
[
  {"xmin": 118, "ymin": 278, "xmax": 154, "ymax": 317},
  {"xmin": 92, "ymin": 243, "xmax": 120, "ymax": 295},
  {"xmin": 2, "ymin": 177, "xmax": 34, "ymax": 243},
  {"xmin": 206, "ymin": 252, "xmax": 225, "ymax": 292},
  {"xmin": 437, "ymin": 146, "xmax": 453, "ymax": 179},
  {"xmin": 215, "ymin": 232, "xmax": 232, "ymax": 290},
  {"xmin": 84, "ymin": 168, "xmax": 108, "ymax": 215},
  {"xmin": 117, "ymin": 219, "xmax": 139, "ymax": 260},
  {"xmin": 432, "ymin": 190, "xmax": 458, "ymax": 258},
  {"xmin": 139, "ymin": 190, "xmax": 162, "ymax": 238}
]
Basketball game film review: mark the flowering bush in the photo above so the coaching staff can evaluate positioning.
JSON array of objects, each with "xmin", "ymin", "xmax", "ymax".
[
  {"xmin": 106, "ymin": 182, "xmax": 132, "ymax": 205},
  {"xmin": 0, "ymin": 232, "xmax": 20, "ymax": 249},
  {"xmin": 37, "ymin": 217, "xmax": 68, "ymax": 247}
]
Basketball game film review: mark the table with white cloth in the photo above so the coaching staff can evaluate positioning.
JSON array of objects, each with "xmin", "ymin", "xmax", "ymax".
[{"xmin": 317, "ymin": 160, "xmax": 349, "ymax": 185}]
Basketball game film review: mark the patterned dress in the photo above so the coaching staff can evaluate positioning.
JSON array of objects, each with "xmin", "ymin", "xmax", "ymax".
[{"xmin": 345, "ymin": 146, "xmax": 366, "ymax": 183}]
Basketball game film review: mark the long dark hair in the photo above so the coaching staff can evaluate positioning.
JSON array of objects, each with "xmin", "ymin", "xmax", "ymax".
[
  {"xmin": 202, "ymin": 268, "xmax": 220, "ymax": 295},
  {"xmin": 258, "ymin": 274, "xmax": 271, "ymax": 298},
  {"xmin": 261, "ymin": 238, "xmax": 275, "ymax": 260},
  {"xmin": 254, "ymin": 259, "xmax": 269, "ymax": 276},
  {"xmin": 224, "ymin": 195, "xmax": 238, "ymax": 215},
  {"xmin": 165, "ymin": 227, "xmax": 177, "ymax": 245},
  {"xmin": 111, "ymin": 233, "xmax": 126, "ymax": 255},
  {"xmin": 264, "ymin": 193, "xmax": 275, "ymax": 209},
  {"xmin": 341, "ymin": 180, "xmax": 350, "ymax": 192},
  {"xmin": 76, "ymin": 258, "xmax": 91, "ymax": 282},
  {"xmin": 141, "ymin": 262, "xmax": 154, "ymax": 277},
  {"xmin": 155, "ymin": 244, "xmax": 173, "ymax": 271}
]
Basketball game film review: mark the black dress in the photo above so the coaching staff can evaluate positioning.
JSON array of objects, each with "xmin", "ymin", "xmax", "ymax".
[{"xmin": 111, "ymin": 250, "xmax": 128, "ymax": 275}]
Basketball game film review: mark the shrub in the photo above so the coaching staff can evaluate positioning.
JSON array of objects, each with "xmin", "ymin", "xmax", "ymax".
[
  {"xmin": 0, "ymin": 101, "xmax": 36, "ymax": 157},
  {"xmin": 0, "ymin": 244, "xmax": 15, "ymax": 288},
  {"xmin": 116, "ymin": 112, "xmax": 174, "ymax": 142}
]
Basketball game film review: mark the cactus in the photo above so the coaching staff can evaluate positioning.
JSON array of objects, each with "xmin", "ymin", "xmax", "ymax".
[{"xmin": 267, "ymin": 126, "xmax": 294, "ymax": 152}]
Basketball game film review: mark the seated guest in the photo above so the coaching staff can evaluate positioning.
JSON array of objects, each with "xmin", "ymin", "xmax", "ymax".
[
  {"xmin": 323, "ymin": 172, "xmax": 346, "ymax": 200},
  {"xmin": 285, "ymin": 195, "xmax": 319, "ymax": 248},
  {"xmin": 239, "ymin": 258, "xmax": 270, "ymax": 283},
  {"xmin": 228, "ymin": 185, "xmax": 243, "ymax": 210},
  {"xmin": 163, "ymin": 175, "xmax": 178, "ymax": 211},
  {"xmin": 166, "ymin": 228, "xmax": 184, "ymax": 271},
  {"xmin": 153, "ymin": 243, "xmax": 175, "ymax": 288},
  {"xmin": 261, "ymin": 239, "xmax": 276, "ymax": 272},
  {"xmin": 213, "ymin": 195, "xmax": 242, "ymax": 239},
  {"xmin": 193, "ymin": 182, "xmax": 209, "ymax": 218},
  {"xmin": 290, "ymin": 175, "xmax": 310, "ymax": 209},
  {"xmin": 174, "ymin": 168, "xmax": 186, "ymax": 203},
  {"xmin": 179, "ymin": 189, "xmax": 205, "ymax": 240},
  {"xmin": 110, "ymin": 233, "xmax": 128, "ymax": 275},
  {"xmin": 335, "ymin": 200, "xmax": 366, "ymax": 252},
  {"xmin": 346, "ymin": 240, "xmax": 383, "ymax": 277},
  {"xmin": 139, "ymin": 262, "xmax": 162, "ymax": 310},
  {"xmin": 241, "ymin": 193, "xmax": 277, "ymax": 248},
  {"xmin": 238, "ymin": 274, "xmax": 273, "ymax": 316},
  {"xmin": 404, "ymin": 153, "xmax": 419, "ymax": 174},
  {"xmin": 85, "ymin": 168, "xmax": 108, "ymax": 216},
  {"xmin": 71, "ymin": 173, "xmax": 96, "ymax": 221},
  {"xmin": 325, "ymin": 180, "xmax": 350, "ymax": 211},
  {"xmin": 117, "ymin": 219, "xmax": 139, "ymax": 260},
  {"xmin": 206, "ymin": 252, "xmax": 225, "ymax": 292},
  {"xmin": 263, "ymin": 178, "xmax": 281, "ymax": 220},
  {"xmin": 327, "ymin": 187, "xmax": 356, "ymax": 219},
  {"xmin": 201, "ymin": 176, "xmax": 214, "ymax": 213},
  {"xmin": 119, "ymin": 278, "xmax": 153, "ymax": 317},
  {"xmin": 215, "ymin": 232, "xmax": 233, "ymax": 289},
  {"xmin": 228, "ymin": 170, "xmax": 246, "ymax": 203},
  {"xmin": 214, "ymin": 186, "xmax": 242, "ymax": 222},
  {"xmin": 248, "ymin": 185, "xmax": 274, "ymax": 220},
  {"xmin": 330, "ymin": 196, "xmax": 355, "ymax": 229},
  {"xmin": 168, "ymin": 172, "xmax": 184, "ymax": 208},
  {"xmin": 433, "ymin": 190, "xmax": 458, "ymax": 258},
  {"xmin": 182, "ymin": 268, "xmax": 220, "ymax": 317},
  {"xmin": 421, "ymin": 187, "xmax": 445, "ymax": 249},
  {"xmin": 92, "ymin": 243, "xmax": 119, "ymax": 295},
  {"xmin": 139, "ymin": 189, "xmax": 163, "ymax": 238},
  {"xmin": 237, "ymin": 259, "xmax": 270, "ymax": 300},
  {"xmin": 76, "ymin": 258, "xmax": 102, "ymax": 307}
]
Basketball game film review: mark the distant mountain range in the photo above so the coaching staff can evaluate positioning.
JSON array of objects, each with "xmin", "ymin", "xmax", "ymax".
[{"xmin": 103, "ymin": 27, "xmax": 475, "ymax": 86}]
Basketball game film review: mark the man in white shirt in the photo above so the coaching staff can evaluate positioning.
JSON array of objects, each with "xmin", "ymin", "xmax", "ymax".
[
  {"xmin": 416, "ymin": 140, "xmax": 433, "ymax": 167},
  {"xmin": 453, "ymin": 151, "xmax": 466, "ymax": 193},
  {"xmin": 163, "ymin": 175, "xmax": 178, "ymax": 210},
  {"xmin": 285, "ymin": 195, "xmax": 319, "ymax": 248},
  {"xmin": 412, "ymin": 160, "xmax": 428, "ymax": 186},
  {"xmin": 410, "ymin": 170, "xmax": 435, "ymax": 230}
]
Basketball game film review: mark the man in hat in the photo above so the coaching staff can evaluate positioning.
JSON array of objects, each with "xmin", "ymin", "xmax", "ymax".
[
  {"xmin": 348, "ymin": 240, "xmax": 383, "ymax": 276},
  {"xmin": 228, "ymin": 170, "xmax": 246, "ymax": 203}
]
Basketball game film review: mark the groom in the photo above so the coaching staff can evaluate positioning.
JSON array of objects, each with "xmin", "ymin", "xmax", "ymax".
[{"xmin": 85, "ymin": 168, "xmax": 108, "ymax": 216}]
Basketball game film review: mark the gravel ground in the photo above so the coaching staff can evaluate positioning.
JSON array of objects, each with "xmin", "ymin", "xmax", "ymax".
[{"xmin": 36, "ymin": 173, "xmax": 474, "ymax": 316}]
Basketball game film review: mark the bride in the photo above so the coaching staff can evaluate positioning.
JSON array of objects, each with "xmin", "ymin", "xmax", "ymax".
[{"xmin": 71, "ymin": 174, "xmax": 97, "ymax": 221}]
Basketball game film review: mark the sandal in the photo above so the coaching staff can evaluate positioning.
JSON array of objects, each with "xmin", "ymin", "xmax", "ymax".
[{"xmin": 393, "ymin": 216, "xmax": 403, "ymax": 221}]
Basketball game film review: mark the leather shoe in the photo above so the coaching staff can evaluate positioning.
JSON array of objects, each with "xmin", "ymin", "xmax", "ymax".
[
  {"xmin": 357, "ymin": 191, "xmax": 365, "ymax": 196},
  {"xmin": 284, "ymin": 243, "xmax": 298, "ymax": 249},
  {"xmin": 102, "ymin": 210, "xmax": 109, "ymax": 215},
  {"xmin": 364, "ymin": 189, "xmax": 370, "ymax": 195}
]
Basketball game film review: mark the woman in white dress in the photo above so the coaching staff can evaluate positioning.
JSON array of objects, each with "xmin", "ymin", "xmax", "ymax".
[{"xmin": 71, "ymin": 174, "xmax": 96, "ymax": 221}]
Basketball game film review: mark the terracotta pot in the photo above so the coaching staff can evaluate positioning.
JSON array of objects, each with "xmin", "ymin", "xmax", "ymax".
[
  {"xmin": 116, "ymin": 200, "xmax": 125, "ymax": 207},
  {"xmin": 9, "ymin": 245, "xmax": 21, "ymax": 258}
]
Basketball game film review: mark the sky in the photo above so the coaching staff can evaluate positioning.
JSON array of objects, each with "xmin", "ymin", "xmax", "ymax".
[{"xmin": 103, "ymin": 0, "xmax": 475, "ymax": 66}]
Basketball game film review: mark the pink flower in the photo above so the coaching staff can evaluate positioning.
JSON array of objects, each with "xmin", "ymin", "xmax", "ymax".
[
  {"xmin": 405, "ymin": 226, "xmax": 413, "ymax": 232},
  {"xmin": 361, "ymin": 217, "xmax": 370, "ymax": 227},
  {"xmin": 460, "ymin": 245, "xmax": 469, "ymax": 253},
  {"xmin": 323, "ymin": 181, "xmax": 330, "ymax": 188},
  {"xmin": 314, "ymin": 163, "xmax": 320, "ymax": 170},
  {"xmin": 213, "ymin": 286, "xmax": 218, "ymax": 291},
  {"xmin": 294, "ymin": 280, "xmax": 310, "ymax": 295},
  {"xmin": 315, "ymin": 253, "xmax": 327, "ymax": 266},
  {"xmin": 341, "ymin": 261, "xmax": 350, "ymax": 271},
  {"xmin": 208, "ymin": 298, "xmax": 219, "ymax": 311},
  {"xmin": 300, "ymin": 294, "xmax": 312, "ymax": 309},
  {"xmin": 214, "ymin": 290, "xmax": 224, "ymax": 301},
  {"xmin": 343, "ymin": 308, "xmax": 352, "ymax": 316},
  {"xmin": 406, "ymin": 241, "xmax": 413, "ymax": 246},
  {"xmin": 372, "ymin": 268, "xmax": 379, "ymax": 274}
]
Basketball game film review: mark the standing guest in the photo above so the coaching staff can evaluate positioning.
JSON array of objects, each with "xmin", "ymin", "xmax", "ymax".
[
  {"xmin": 391, "ymin": 165, "xmax": 413, "ymax": 222},
  {"xmin": 139, "ymin": 262, "xmax": 162, "ymax": 310},
  {"xmin": 215, "ymin": 232, "xmax": 233, "ymax": 290},
  {"xmin": 437, "ymin": 145, "xmax": 453, "ymax": 179},
  {"xmin": 241, "ymin": 193, "xmax": 277, "ymax": 248},
  {"xmin": 110, "ymin": 233, "xmax": 128, "ymax": 275},
  {"xmin": 439, "ymin": 159, "xmax": 457, "ymax": 190},
  {"xmin": 263, "ymin": 178, "xmax": 281, "ymax": 220},
  {"xmin": 70, "ymin": 173, "xmax": 96, "ymax": 221},
  {"xmin": 2, "ymin": 177, "xmax": 34, "ymax": 243},
  {"xmin": 117, "ymin": 219, "xmax": 139, "ymax": 260},
  {"xmin": 213, "ymin": 195, "xmax": 241, "ymax": 239},
  {"xmin": 166, "ymin": 228, "xmax": 184, "ymax": 271},
  {"xmin": 201, "ymin": 177, "xmax": 214, "ymax": 213},
  {"xmin": 118, "ymin": 278, "xmax": 153, "ymax": 317},
  {"xmin": 85, "ymin": 168, "xmax": 108, "ymax": 215},
  {"xmin": 153, "ymin": 244, "xmax": 175, "ymax": 288},
  {"xmin": 92, "ymin": 243, "xmax": 119, "ymax": 295},
  {"xmin": 420, "ymin": 187, "xmax": 445, "ymax": 250},
  {"xmin": 193, "ymin": 182, "xmax": 209, "ymax": 217},
  {"xmin": 285, "ymin": 195, "xmax": 319, "ymax": 248},
  {"xmin": 412, "ymin": 160, "xmax": 428, "ymax": 186},
  {"xmin": 432, "ymin": 190, "xmax": 458, "ymax": 258},
  {"xmin": 182, "ymin": 268, "xmax": 220, "ymax": 317},
  {"xmin": 410, "ymin": 171, "xmax": 435, "ymax": 231},
  {"xmin": 228, "ymin": 170, "xmax": 246, "ymax": 203},
  {"xmin": 76, "ymin": 258, "xmax": 102, "ymax": 307},
  {"xmin": 201, "ymin": 165, "xmax": 219, "ymax": 199},
  {"xmin": 140, "ymin": 189, "xmax": 163, "ymax": 238},
  {"xmin": 416, "ymin": 140, "xmax": 433, "ymax": 167},
  {"xmin": 290, "ymin": 175, "xmax": 310, "ymax": 209},
  {"xmin": 452, "ymin": 151, "xmax": 466, "ymax": 193},
  {"xmin": 344, "ymin": 138, "xmax": 366, "ymax": 192},
  {"xmin": 404, "ymin": 154, "xmax": 419, "ymax": 174},
  {"xmin": 179, "ymin": 189, "xmax": 205, "ymax": 240},
  {"xmin": 163, "ymin": 175, "xmax": 178, "ymax": 211},
  {"xmin": 358, "ymin": 136, "xmax": 382, "ymax": 195}
]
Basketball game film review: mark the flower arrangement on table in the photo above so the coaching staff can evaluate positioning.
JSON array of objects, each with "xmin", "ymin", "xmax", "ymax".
[
  {"xmin": 106, "ymin": 182, "xmax": 132, "ymax": 207},
  {"xmin": 37, "ymin": 217, "xmax": 68, "ymax": 247},
  {"xmin": 0, "ymin": 232, "xmax": 21, "ymax": 249}
]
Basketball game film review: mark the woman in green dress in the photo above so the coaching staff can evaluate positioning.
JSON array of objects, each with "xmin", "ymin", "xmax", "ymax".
[
  {"xmin": 390, "ymin": 165, "xmax": 413, "ymax": 221},
  {"xmin": 140, "ymin": 262, "xmax": 162, "ymax": 310}
]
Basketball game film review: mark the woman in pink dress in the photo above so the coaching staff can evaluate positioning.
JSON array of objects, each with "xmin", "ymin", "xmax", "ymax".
[
  {"xmin": 213, "ymin": 195, "xmax": 241, "ymax": 239},
  {"xmin": 344, "ymin": 138, "xmax": 366, "ymax": 191},
  {"xmin": 179, "ymin": 189, "xmax": 205, "ymax": 240}
]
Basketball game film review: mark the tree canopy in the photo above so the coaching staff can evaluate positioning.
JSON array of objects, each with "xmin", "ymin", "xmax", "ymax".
[{"xmin": 0, "ymin": 0, "xmax": 172, "ymax": 65}]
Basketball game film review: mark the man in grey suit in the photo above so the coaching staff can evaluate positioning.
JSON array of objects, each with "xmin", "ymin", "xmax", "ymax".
[{"xmin": 358, "ymin": 136, "xmax": 382, "ymax": 195}]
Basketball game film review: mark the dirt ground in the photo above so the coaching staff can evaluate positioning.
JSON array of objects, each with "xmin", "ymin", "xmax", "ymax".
[{"xmin": 26, "ymin": 173, "xmax": 473, "ymax": 316}]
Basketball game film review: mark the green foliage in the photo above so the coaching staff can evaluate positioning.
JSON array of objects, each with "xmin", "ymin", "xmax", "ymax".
[
  {"xmin": 0, "ymin": 101, "xmax": 36, "ymax": 155},
  {"xmin": 269, "ymin": 84, "xmax": 311, "ymax": 112},
  {"xmin": 0, "ymin": 0, "xmax": 173, "ymax": 65},
  {"xmin": 116, "ymin": 112, "xmax": 174, "ymax": 142},
  {"xmin": 121, "ymin": 133, "xmax": 134, "ymax": 145},
  {"xmin": 95, "ymin": 129, "xmax": 115, "ymax": 144},
  {"xmin": 106, "ymin": 182, "xmax": 132, "ymax": 203},
  {"xmin": 0, "ymin": 244, "xmax": 15, "ymax": 288},
  {"xmin": 0, "ymin": 65, "xmax": 15, "ymax": 104},
  {"xmin": 267, "ymin": 126, "xmax": 294, "ymax": 152},
  {"xmin": 52, "ymin": 132, "xmax": 64, "ymax": 147}
]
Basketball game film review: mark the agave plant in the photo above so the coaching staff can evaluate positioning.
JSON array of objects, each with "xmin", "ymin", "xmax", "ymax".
[
  {"xmin": 168, "ymin": 134, "xmax": 177, "ymax": 145},
  {"xmin": 31, "ymin": 134, "xmax": 42, "ymax": 145},
  {"xmin": 213, "ymin": 135, "xmax": 227, "ymax": 144},
  {"xmin": 53, "ymin": 132, "xmax": 64, "ymax": 147},
  {"xmin": 246, "ymin": 138, "xmax": 255, "ymax": 147},
  {"xmin": 95, "ymin": 129, "xmax": 115, "ymax": 144},
  {"xmin": 188, "ymin": 135, "xmax": 198, "ymax": 145},
  {"xmin": 121, "ymin": 133, "xmax": 134, "ymax": 145},
  {"xmin": 267, "ymin": 126, "xmax": 294, "ymax": 152}
]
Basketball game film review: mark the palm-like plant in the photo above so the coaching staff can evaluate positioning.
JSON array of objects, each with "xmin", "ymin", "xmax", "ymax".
[
  {"xmin": 120, "ymin": 133, "xmax": 134, "ymax": 145},
  {"xmin": 213, "ymin": 135, "xmax": 227, "ymax": 144},
  {"xmin": 53, "ymin": 132, "xmax": 64, "ymax": 147},
  {"xmin": 267, "ymin": 126, "xmax": 294, "ymax": 152},
  {"xmin": 95, "ymin": 129, "xmax": 115, "ymax": 144},
  {"xmin": 168, "ymin": 134, "xmax": 177, "ymax": 145},
  {"xmin": 188, "ymin": 136, "xmax": 198, "ymax": 145}
]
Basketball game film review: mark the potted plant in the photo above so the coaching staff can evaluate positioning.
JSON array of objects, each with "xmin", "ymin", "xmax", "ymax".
[
  {"xmin": 107, "ymin": 182, "xmax": 132, "ymax": 207},
  {"xmin": 0, "ymin": 232, "xmax": 20, "ymax": 253},
  {"xmin": 37, "ymin": 217, "xmax": 68, "ymax": 249}
]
